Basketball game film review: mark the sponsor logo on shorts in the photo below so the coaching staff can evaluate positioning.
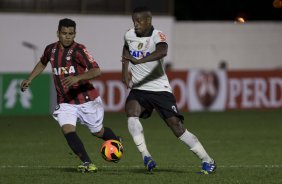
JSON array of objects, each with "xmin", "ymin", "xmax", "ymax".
[
  {"xmin": 172, "ymin": 105, "xmax": 177, "ymax": 113},
  {"xmin": 55, "ymin": 105, "xmax": 60, "ymax": 110}
]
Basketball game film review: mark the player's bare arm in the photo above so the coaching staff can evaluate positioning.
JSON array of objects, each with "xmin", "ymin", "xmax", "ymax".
[
  {"xmin": 62, "ymin": 68, "xmax": 101, "ymax": 88},
  {"xmin": 20, "ymin": 61, "xmax": 47, "ymax": 92},
  {"xmin": 122, "ymin": 42, "xmax": 167, "ymax": 65},
  {"xmin": 121, "ymin": 45, "xmax": 131, "ymax": 88}
]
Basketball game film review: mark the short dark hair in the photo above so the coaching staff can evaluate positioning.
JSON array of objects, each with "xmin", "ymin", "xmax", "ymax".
[
  {"xmin": 133, "ymin": 6, "xmax": 151, "ymax": 14},
  {"xmin": 58, "ymin": 18, "xmax": 76, "ymax": 31}
]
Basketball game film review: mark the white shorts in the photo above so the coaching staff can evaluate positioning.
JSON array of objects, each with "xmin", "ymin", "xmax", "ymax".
[{"xmin": 53, "ymin": 97, "xmax": 104, "ymax": 133}]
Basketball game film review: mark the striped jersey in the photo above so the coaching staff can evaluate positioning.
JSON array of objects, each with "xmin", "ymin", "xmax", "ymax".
[
  {"xmin": 124, "ymin": 27, "xmax": 172, "ymax": 93},
  {"xmin": 40, "ymin": 41, "xmax": 99, "ymax": 104}
]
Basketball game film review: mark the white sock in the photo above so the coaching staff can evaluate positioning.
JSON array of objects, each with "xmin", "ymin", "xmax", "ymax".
[
  {"xmin": 179, "ymin": 129, "xmax": 213, "ymax": 163},
  {"xmin": 128, "ymin": 117, "xmax": 151, "ymax": 159}
]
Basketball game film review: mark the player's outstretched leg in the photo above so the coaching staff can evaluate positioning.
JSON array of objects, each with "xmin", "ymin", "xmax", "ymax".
[
  {"xmin": 179, "ymin": 129, "xmax": 216, "ymax": 174},
  {"xmin": 128, "ymin": 117, "xmax": 155, "ymax": 172},
  {"xmin": 64, "ymin": 132, "xmax": 98, "ymax": 173}
]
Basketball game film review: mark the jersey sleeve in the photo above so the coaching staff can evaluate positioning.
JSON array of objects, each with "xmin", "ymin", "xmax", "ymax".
[
  {"xmin": 153, "ymin": 31, "xmax": 167, "ymax": 44},
  {"xmin": 76, "ymin": 45, "xmax": 99, "ymax": 69},
  {"xmin": 124, "ymin": 32, "xmax": 129, "ymax": 47},
  {"xmin": 40, "ymin": 46, "xmax": 50, "ymax": 66}
]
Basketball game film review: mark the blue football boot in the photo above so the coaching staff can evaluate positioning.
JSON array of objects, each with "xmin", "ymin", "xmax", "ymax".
[
  {"xmin": 200, "ymin": 161, "xmax": 216, "ymax": 174},
  {"xmin": 144, "ymin": 156, "xmax": 156, "ymax": 172}
]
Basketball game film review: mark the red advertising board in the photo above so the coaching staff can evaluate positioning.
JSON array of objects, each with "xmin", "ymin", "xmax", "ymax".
[
  {"xmin": 227, "ymin": 70, "xmax": 282, "ymax": 110},
  {"xmin": 92, "ymin": 70, "xmax": 282, "ymax": 112}
]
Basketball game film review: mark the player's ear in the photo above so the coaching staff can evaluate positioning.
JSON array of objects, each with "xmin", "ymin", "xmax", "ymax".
[{"xmin": 56, "ymin": 30, "xmax": 59, "ymax": 38}]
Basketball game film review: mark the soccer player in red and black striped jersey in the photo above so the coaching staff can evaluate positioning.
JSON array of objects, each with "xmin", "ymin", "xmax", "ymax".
[{"xmin": 21, "ymin": 18, "xmax": 120, "ymax": 173}]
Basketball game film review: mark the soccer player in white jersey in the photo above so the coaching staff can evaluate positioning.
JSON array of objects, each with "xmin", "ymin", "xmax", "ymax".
[{"xmin": 121, "ymin": 7, "xmax": 216, "ymax": 174}]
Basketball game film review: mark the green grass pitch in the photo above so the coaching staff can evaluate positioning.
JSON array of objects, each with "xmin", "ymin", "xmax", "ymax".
[{"xmin": 0, "ymin": 110, "xmax": 282, "ymax": 184}]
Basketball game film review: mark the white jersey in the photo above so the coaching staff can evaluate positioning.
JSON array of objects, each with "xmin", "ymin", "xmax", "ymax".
[{"xmin": 124, "ymin": 28, "xmax": 172, "ymax": 93}]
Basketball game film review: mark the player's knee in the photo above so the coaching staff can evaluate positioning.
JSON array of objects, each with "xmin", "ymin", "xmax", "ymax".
[
  {"xmin": 165, "ymin": 118, "xmax": 185, "ymax": 137},
  {"xmin": 61, "ymin": 124, "xmax": 76, "ymax": 134},
  {"xmin": 92, "ymin": 127, "xmax": 104, "ymax": 138},
  {"xmin": 126, "ymin": 108, "xmax": 139, "ymax": 117},
  {"xmin": 125, "ymin": 101, "xmax": 141, "ymax": 117}
]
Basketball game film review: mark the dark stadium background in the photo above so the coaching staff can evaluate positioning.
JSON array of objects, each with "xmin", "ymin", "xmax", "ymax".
[
  {"xmin": 0, "ymin": 0, "xmax": 281, "ymax": 21},
  {"xmin": 175, "ymin": 0, "xmax": 282, "ymax": 21}
]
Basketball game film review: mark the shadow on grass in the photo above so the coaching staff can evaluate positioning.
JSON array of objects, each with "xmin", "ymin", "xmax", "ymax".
[
  {"xmin": 98, "ymin": 167, "xmax": 189, "ymax": 175},
  {"xmin": 50, "ymin": 166, "xmax": 189, "ymax": 175},
  {"xmin": 61, "ymin": 167, "xmax": 78, "ymax": 173}
]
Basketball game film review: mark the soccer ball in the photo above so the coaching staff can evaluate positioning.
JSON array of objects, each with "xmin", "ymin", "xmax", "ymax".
[{"xmin": 100, "ymin": 140, "xmax": 123, "ymax": 162}]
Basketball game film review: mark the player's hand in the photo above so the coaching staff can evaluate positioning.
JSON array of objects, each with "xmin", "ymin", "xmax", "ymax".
[
  {"xmin": 122, "ymin": 55, "xmax": 139, "ymax": 65},
  {"xmin": 121, "ymin": 56, "xmax": 129, "ymax": 64},
  {"xmin": 20, "ymin": 79, "xmax": 31, "ymax": 92},
  {"xmin": 62, "ymin": 76, "xmax": 79, "ymax": 89}
]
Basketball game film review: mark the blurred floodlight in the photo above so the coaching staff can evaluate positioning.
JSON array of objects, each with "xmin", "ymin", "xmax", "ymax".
[
  {"xmin": 273, "ymin": 0, "xmax": 282, "ymax": 8},
  {"xmin": 234, "ymin": 17, "xmax": 245, "ymax": 24}
]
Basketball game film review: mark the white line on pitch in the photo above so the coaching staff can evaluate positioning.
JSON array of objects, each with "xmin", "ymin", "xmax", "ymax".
[{"xmin": 0, "ymin": 165, "xmax": 281, "ymax": 169}]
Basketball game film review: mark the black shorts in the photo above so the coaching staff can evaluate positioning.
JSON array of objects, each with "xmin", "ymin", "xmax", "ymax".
[{"xmin": 126, "ymin": 89, "xmax": 184, "ymax": 121}]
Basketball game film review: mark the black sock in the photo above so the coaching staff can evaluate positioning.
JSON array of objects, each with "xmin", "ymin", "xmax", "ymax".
[
  {"xmin": 64, "ymin": 132, "xmax": 92, "ymax": 163},
  {"xmin": 102, "ymin": 127, "xmax": 119, "ymax": 141}
]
